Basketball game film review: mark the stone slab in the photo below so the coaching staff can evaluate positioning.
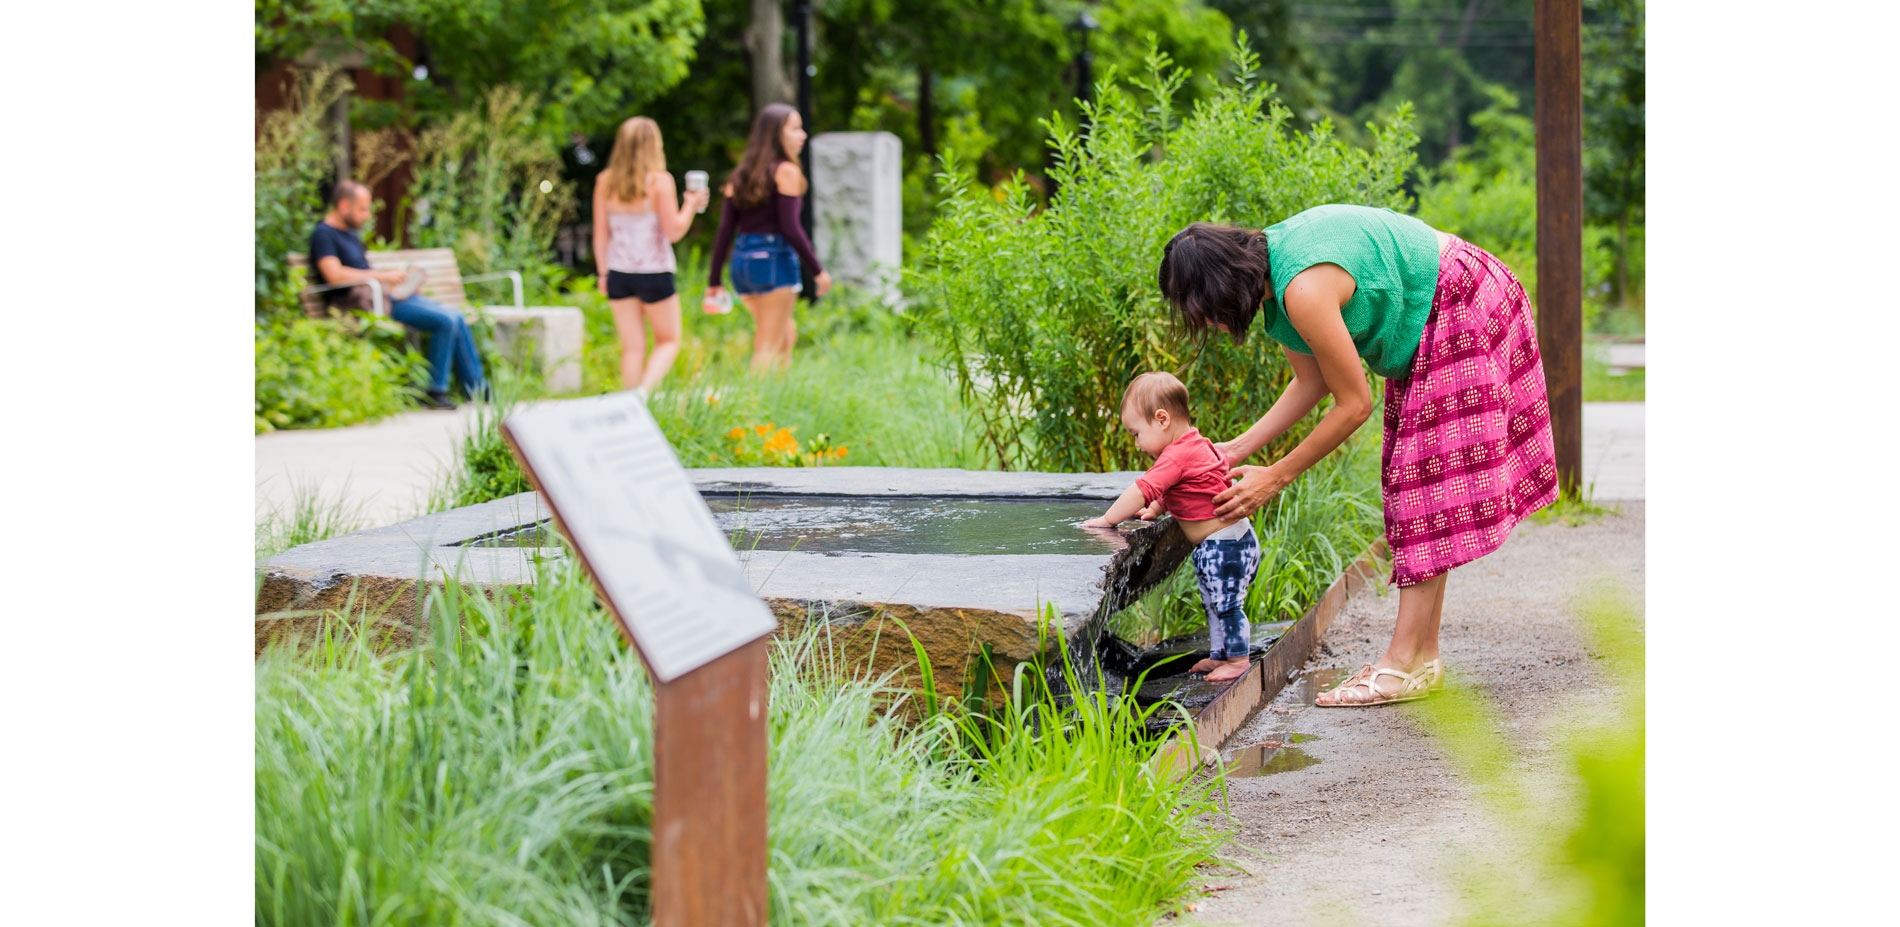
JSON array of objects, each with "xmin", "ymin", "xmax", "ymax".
[
  {"xmin": 479, "ymin": 305, "xmax": 584, "ymax": 394},
  {"xmin": 687, "ymin": 466, "xmax": 1147, "ymax": 498},
  {"xmin": 809, "ymin": 132, "xmax": 903, "ymax": 300},
  {"xmin": 1582, "ymin": 402, "xmax": 1644, "ymax": 500},
  {"xmin": 256, "ymin": 468, "xmax": 1191, "ymax": 704}
]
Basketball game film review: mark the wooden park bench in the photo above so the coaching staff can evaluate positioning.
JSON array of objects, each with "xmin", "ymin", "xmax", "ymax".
[{"xmin": 286, "ymin": 247, "xmax": 581, "ymax": 393}]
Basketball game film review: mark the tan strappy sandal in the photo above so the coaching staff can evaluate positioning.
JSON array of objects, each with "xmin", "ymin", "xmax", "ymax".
[
  {"xmin": 1421, "ymin": 658, "xmax": 1446, "ymax": 691},
  {"xmin": 1315, "ymin": 662, "xmax": 1436, "ymax": 707}
]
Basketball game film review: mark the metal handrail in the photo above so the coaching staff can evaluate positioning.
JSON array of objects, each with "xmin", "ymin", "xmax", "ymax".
[
  {"xmin": 299, "ymin": 278, "xmax": 385, "ymax": 317},
  {"xmin": 462, "ymin": 270, "xmax": 524, "ymax": 309}
]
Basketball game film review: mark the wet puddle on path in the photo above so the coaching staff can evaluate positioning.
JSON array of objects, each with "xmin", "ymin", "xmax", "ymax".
[{"xmin": 1218, "ymin": 668, "xmax": 1348, "ymax": 779}]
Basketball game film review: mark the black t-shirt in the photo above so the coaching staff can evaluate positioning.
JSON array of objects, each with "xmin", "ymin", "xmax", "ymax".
[{"xmin": 308, "ymin": 222, "xmax": 369, "ymax": 305}]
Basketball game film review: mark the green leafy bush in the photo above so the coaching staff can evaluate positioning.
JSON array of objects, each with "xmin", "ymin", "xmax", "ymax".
[
  {"xmin": 254, "ymin": 66, "xmax": 348, "ymax": 316},
  {"xmin": 403, "ymin": 86, "xmax": 576, "ymax": 302},
  {"xmin": 254, "ymin": 317, "xmax": 422, "ymax": 433},
  {"xmin": 911, "ymin": 36, "xmax": 1418, "ymax": 472}
]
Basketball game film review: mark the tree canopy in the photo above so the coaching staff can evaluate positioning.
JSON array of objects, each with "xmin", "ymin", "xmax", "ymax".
[{"xmin": 257, "ymin": 0, "xmax": 706, "ymax": 142}]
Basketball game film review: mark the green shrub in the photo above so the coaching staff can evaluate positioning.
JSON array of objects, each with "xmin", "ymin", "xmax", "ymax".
[
  {"xmin": 254, "ymin": 317, "xmax": 422, "ymax": 433},
  {"xmin": 256, "ymin": 559, "xmax": 1226, "ymax": 925},
  {"xmin": 403, "ymin": 86, "xmax": 576, "ymax": 303},
  {"xmin": 255, "ymin": 66, "xmax": 347, "ymax": 316},
  {"xmin": 433, "ymin": 387, "xmax": 535, "ymax": 510},
  {"xmin": 910, "ymin": 35, "xmax": 1418, "ymax": 472}
]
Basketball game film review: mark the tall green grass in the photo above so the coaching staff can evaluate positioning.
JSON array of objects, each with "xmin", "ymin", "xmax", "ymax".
[
  {"xmin": 257, "ymin": 561, "xmax": 1225, "ymax": 925},
  {"xmin": 431, "ymin": 282, "xmax": 995, "ymax": 511}
]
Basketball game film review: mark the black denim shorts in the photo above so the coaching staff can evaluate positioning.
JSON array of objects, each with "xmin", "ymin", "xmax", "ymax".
[{"xmin": 606, "ymin": 271, "xmax": 677, "ymax": 302}]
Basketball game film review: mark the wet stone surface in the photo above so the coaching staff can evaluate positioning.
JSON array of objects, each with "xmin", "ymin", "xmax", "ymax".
[
  {"xmin": 464, "ymin": 496, "xmax": 1127, "ymax": 556},
  {"xmin": 712, "ymin": 495, "xmax": 1125, "ymax": 555}
]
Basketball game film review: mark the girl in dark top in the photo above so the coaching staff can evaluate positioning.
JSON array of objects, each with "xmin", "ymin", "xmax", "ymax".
[{"xmin": 704, "ymin": 103, "xmax": 832, "ymax": 371}]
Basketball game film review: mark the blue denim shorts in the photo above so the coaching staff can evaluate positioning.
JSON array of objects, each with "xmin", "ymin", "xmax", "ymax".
[{"xmin": 728, "ymin": 233, "xmax": 803, "ymax": 295}]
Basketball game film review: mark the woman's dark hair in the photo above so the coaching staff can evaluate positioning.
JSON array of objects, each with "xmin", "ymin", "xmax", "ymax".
[
  {"xmin": 727, "ymin": 103, "xmax": 802, "ymax": 209},
  {"xmin": 1157, "ymin": 222, "xmax": 1272, "ymax": 343}
]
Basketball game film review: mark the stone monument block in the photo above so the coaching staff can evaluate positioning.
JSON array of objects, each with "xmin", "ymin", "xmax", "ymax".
[
  {"xmin": 809, "ymin": 132, "xmax": 903, "ymax": 301},
  {"xmin": 477, "ymin": 305, "xmax": 583, "ymax": 393}
]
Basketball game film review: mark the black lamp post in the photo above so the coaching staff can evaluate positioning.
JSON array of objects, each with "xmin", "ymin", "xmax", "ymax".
[
  {"xmin": 1071, "ymin": 11, "xmax": 1098, "ymax": 114},
  {"xmin": 795, "ymin": 0, "xmax": 817, "ymax": 302}
]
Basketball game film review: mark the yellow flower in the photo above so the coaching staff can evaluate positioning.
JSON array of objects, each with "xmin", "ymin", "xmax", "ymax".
[
  {"xmin": 727, "ymin": 426, "xmax": 746, "ymax": 440},
  {"xmin": 755, "ymin": 423, "xmax": 771, "ymax": 436},
  {"xmin": 831, "ymin": 446, "xmax": 848, "ymax": 458}
]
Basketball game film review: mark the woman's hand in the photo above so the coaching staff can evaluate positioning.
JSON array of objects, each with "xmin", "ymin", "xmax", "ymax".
[
  {"xmin": 702, "ymin": 286, "xmax": 728, "ymax": 314},
  {"xmin": 1213, "ymin": 439, "xmax": 1244, "ymax": 468},
  {"xmin": 597, "ymin": 275, "xmax": 608, "ymax": 297},
  {"xmin": 1213, "ymin": 465, "xmax": 1293, "ymax": 522},
  {"xmin": 684, "ymin": 188, "xmax": 711, "ymax": 213},
  {"xmin": 814, "ymin": 271, "xmax": 833, "ymax": 297}
]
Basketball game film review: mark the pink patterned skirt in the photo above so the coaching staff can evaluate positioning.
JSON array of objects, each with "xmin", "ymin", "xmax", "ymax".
[{"xmin": 1381, "ymin": 236, "xmax": 1559, "ymax": 587}]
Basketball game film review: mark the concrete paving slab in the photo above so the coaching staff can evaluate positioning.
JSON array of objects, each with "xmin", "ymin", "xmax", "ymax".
[
  {"xmin": 254, "ymin": 406, "xmax": 480, "ymax": 528},
  {"xmin": 1581, "ymin": 402, "xmax": 1644, "ymax": 500}
]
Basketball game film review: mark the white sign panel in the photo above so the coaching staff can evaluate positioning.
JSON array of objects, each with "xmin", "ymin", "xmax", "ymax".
[{"xmin": 503, "ymin": 392, "xmax": 776, "ymax": 682}]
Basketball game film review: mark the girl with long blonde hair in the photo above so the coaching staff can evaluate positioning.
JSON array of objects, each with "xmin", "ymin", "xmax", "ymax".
[{"xmin": 592, "ymin": 116, "xmax": 709, "ymax": 396}]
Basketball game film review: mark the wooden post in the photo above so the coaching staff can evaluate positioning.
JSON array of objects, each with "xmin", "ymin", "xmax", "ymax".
[
  {"xmin": 1536, "ymin": 0, "xmax": 1584, "ymax": 494},
  {"xmin": 652, "ymin": 639, "xmax": 770, "ymax": 927}
]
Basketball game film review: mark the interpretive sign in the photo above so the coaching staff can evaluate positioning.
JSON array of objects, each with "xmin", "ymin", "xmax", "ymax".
[
  {"xmin": 504, "ymin": 390, "xmax": 771, "ymax": 927},
  {"xmin": 501, "ymin": 392, "xmax": 776, "ymax": 681}
]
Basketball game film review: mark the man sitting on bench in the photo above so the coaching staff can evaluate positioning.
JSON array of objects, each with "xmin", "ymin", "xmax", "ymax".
[{"xmin": 310, "ymin": 180, "xmax": 488, "ymax": 410}]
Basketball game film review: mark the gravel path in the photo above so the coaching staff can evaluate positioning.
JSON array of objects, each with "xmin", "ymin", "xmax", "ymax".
[{"xmin": 1178, "ymin": 502, "xmax": 1645, "ymax": 927}]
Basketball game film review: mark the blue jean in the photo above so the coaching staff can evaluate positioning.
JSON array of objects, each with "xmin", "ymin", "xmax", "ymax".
[
  {"xmin": 389, "ymin": 295, "xmax": 486, "ymax": 394},
  {"xmin": 1191, "ymin": 526, "xmax": 1262, "ymax": 659},
  {"xmin": 727, "ymin": 233, "xmax": 803, "ymax": 295}
]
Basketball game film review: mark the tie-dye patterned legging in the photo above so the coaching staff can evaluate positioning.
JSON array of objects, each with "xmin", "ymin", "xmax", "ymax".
[{"xmin": 1191, "ymin": 527, "xmax": 1262, "ymax": 659}]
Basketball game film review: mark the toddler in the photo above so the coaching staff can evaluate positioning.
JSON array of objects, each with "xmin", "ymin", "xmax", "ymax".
[{"xmin": 1082, "ymin": 372, "xmax": 1261, "ymax": 682}]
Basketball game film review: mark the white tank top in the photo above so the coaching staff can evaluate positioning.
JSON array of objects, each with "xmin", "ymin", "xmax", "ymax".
[{"xmin": 605, "ymin": 209, "xmax": 677, "ymax": 274}]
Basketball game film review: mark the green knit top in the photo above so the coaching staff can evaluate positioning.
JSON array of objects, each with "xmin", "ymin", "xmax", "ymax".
[{"xmin": 1259, "ymin": 204, "xmax": 1442, "ymax": 379}]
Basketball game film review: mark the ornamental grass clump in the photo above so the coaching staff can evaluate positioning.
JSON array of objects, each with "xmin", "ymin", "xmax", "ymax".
[
  {"xmin": 911, "ymin": 34, "xmax": 1418, "ymax": 472},
  {"xmin": 257, "ymin": 559, "xmax": 1227, "ymax": 925}
]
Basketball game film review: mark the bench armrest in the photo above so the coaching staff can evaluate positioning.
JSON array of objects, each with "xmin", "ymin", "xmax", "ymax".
[
  {"xmin": 463, "ymin": 270, "xmax": 524, "ymax": 309},
  {"xmin": 300, "ymin": 278, "xmax": 385, "ymax": 317}
]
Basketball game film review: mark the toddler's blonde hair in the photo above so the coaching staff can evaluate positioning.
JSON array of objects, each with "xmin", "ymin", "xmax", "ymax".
[{"xmin": 1121, "ymin": 371, "xmax": 1192, "ymax": 423}]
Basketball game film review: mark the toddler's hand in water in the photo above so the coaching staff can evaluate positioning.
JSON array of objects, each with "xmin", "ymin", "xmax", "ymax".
[{"xmin": 1080, "ymin": 517, "xmax": 1113, "ymax": 529}]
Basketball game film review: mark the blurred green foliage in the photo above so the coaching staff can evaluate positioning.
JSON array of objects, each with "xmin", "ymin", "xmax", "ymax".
[
  {"xmin": 254, "ymin": 315, "xmax": 423, "ymax": 433},
  {"xmin": 911, "ymin": 36, "xmax": 1416, "ymax": 472}
]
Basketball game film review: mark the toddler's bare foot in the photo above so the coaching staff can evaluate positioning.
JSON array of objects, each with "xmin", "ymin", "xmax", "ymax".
[
  {"xmin": 1204, "ymin": 657, "xmax": 1251, "ymax": 682},
  {"xmin": 1188, "ymin": 657, "xmax": 1224, "ymax": 675}
]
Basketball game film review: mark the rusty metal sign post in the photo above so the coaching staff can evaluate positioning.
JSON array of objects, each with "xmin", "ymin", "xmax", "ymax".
[{"xmin": 502, "ymin": 392, "xmax": 773, "ymax": 927}]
